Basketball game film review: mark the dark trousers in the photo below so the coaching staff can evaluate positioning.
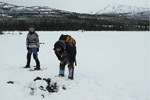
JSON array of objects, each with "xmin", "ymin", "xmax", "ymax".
[{"xmin": 26, "ymin": 48, "xmax": 40, "ymax": 68}]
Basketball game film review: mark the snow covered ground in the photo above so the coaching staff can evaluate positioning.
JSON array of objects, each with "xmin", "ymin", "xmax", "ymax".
[{"xmin": 0, "ymin": 31, "xmax": 149, "ymax": 100}]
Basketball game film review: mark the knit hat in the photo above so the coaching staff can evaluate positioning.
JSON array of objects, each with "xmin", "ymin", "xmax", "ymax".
[
  {"xmin": 28, "ymin": 25, "xmax": 35, "ymax": 29},
  {"xmin": 54, "ymin": 42, "xmax": 64, "ymax": 54}
]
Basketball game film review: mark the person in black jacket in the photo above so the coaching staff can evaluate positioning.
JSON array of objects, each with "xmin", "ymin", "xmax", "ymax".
[{"xmin": 53, "ymin": 40, "xmax": 76, "ymax": 80}]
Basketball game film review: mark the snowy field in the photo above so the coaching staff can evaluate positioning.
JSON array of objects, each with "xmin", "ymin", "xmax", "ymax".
[{"xmin": 0, "ymin": 31, "xmax": 149, "ymax": 100}]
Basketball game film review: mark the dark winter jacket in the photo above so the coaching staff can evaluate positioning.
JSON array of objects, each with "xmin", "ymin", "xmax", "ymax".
[
  {"xmin": 26, "ymin": 32, "xmax": 40, "ymax": 48},
  {"xmin": 54, "ymin": 42, "xmax": 76, "ymax": 64}
]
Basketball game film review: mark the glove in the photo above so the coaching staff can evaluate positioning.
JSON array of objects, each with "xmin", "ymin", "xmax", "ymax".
[
  {"xmin": 37, "ymin": 48, "xmax": 39, "ymax": 52},
  {"xmin": 60, "ymin": 61, "xmax": 64, "ymax": 64},
  {"xmin": 27, "ymin": 47, "xmax": 29, "ymax": 50},
  {"xmin": 59, "ymin": 57, "xmax": 62, "ymax": 61}
]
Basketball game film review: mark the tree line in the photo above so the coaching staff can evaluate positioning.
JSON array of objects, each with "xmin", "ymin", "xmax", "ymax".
[{"xmin": 0, "ymin": 16, "xmax": 149, "ymax": 31}]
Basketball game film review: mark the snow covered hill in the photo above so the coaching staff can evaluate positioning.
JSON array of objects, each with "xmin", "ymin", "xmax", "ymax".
[
  {"xmin": 0, "ymin": 2, "xmax": 54, "ymax": 12},
  {"xmin": 0, "ymin": 2, "xmax": 149, "ymax": 18},
  {"xmin": 90, "ymin": 4, "xmax": 150, "ymax": 18},
  {"xmin": 0, "ymin": 31, "xmax": 149, "ymax": 100},
  {"xmin": 0, "ymin": 2, "xmax": 75, "ymax": 18}
]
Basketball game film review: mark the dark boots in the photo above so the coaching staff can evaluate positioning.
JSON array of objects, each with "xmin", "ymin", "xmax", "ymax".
[
  {"xmin": 58, "ymin": 63, "xmax": 74, "ymax": 80},
  {"xmin": 24, "ymin": 53, "xmax": 31, "ymax": 68},
  {"xmin": 24, "ymin": 53, "xmax": 40, "ymax": 70},
  {"xmin": 34, "ymin": 60, "xmax": 40, "ymax": 70}
]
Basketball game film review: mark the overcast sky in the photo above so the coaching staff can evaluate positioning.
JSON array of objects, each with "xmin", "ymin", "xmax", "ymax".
[{"xmin": 1, "ymin": 0, "xmax": 150, "ymax": 13}]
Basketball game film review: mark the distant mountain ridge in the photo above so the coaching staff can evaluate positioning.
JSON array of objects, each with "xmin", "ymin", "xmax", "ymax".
[
  {"xmin": 0, "ymin": 2, "xmax": 54, "ymax": 11},
  {"xmin": 90, "ymin": 4, "xmax": 149, "ymax": 18},
  {"xmin": 0, "ymin": 2, "xmax": 149, "ymax": 17},
  {"xmin": 0, "ymin": 2, "xmax": 73, "ymax": 17}
]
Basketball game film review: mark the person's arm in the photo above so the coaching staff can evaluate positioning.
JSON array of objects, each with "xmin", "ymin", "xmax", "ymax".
[
  {"xmin": 55, "ymin": 51, "xmax": 62, "ymax": 61},
  {"xmin": 35, "ymin": 33, "xmax": 40, "ymax": 48},
  {"xmin": 26, "ymin": 34, "xmax": 29, "ymax": 50}
]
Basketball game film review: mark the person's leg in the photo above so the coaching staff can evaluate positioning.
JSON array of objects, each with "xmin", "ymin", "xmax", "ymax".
[
  {"xmin": 32, "ymin": 48, "xmax": 40, "ymax": 70},
  {"xmin": 59, "ymin": 62, "xmax": 66, "ymax": 76},
  {"xmin": 59, "ymin": 56, "xmax": 68, "ymax": 76},
  {"xmin": 24, "ymin": 48, "xmax": 32, "ymax": 68},
  {"xmin": 68, "ymin": 63, "xmax": 74, "ymax": 80}
]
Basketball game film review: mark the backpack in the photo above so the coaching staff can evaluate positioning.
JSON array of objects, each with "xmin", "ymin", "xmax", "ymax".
[
  {"xmin": 59, "ymin": 34, "xmax": 76, "ymax": 46},
  {"xmin": 57, "ymin": 34, "xmax": 77, "ymax": 66}
]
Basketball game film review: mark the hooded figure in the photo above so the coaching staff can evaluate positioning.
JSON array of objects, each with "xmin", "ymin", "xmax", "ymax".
[
  {"xmin": 54, "ymin": 40, "xmax": 76, "ymax": 80},
  {"xmin": 24, "ymin": 25, "xmax": 41, "ymax": 70}
]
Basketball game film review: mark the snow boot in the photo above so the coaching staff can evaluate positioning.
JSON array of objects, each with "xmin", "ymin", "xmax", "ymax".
[
  {"xmin": 34, "ymin": 67, "xmax": 41, "ymax": 70},
  {"xmin": 34, "ymin": 60, "xmax": 40, "ymax": 70},
  {"xmin": 59, "ymin": 63, "xmax": 65, "ymax": 76},
  {"xmin": 24, "ymin": 65, "xmax": 30, "ymax": 68},
  {"xmin": 59, "ymin": 70, "xmax": 65, "ymax": 76},
  {"xmin": 68, "ymin": 63, "xmax": 74, "ymax": 80}
]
